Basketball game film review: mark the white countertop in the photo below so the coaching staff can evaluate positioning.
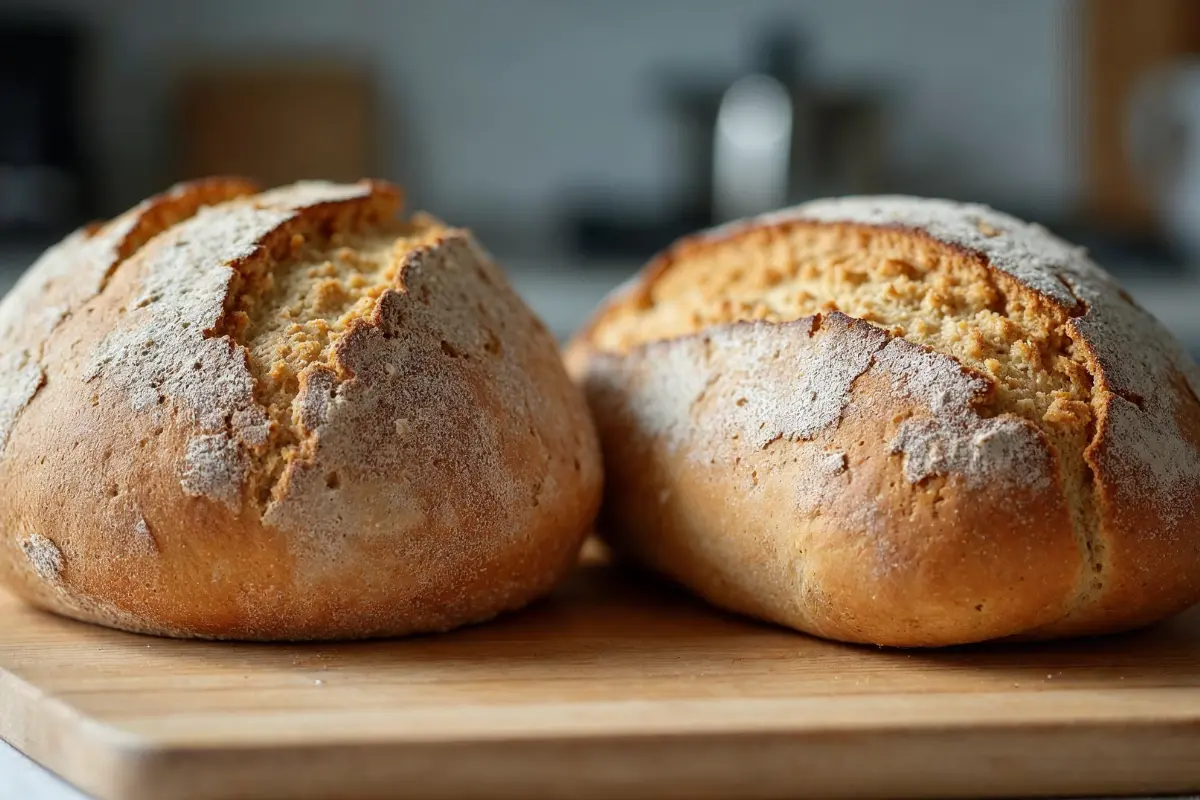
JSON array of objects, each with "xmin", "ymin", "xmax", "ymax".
[{"xmin": 0, "ymin": 742, "xmax": 88, "ymax": 800}]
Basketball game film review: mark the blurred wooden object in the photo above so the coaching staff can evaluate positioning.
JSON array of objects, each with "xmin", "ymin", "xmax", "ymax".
[
  {"xmin": 3, "ymin": 558, "xmax": 1200, "ymax": 799},
  {"xmin": 176, "ymin": 63, "xmax": 374, "ymax": 186},
  {"xmin": 1084, "ymin": 0, "xmax": 1200, "ymax": 231}
]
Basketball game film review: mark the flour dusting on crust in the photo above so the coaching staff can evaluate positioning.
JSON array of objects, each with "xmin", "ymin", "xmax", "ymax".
[
  {"xmin": 254, "ymin": 180, "xmax": 374, "ymax": 209},
  {"xmin": 295, "ymin": 368, "xmax": 338, "ymax": 436},
  {"xmin": 0, "ymin": 350, "xmax": 44, "ymax": 451},
  {"xmin": 83, "ymin": 183, "xmax": 384, "ymax": 509},
  {"xmin": 0, "ymin": 178, "xmax": 256, "ymax": 356},
  {"xmin": 1094, "ymin": 397, "xmax": 1200, "ymax": 526},
  {"xmin": 181, "ymin": 433, "xmax": 247, "ymax": 509},
  {"xmin": 21, "ymin": 533, "xmax": 64, "ymax": 582},
  {"xmin": 132, "ymin": 513, "xmax": 158, "ymax": 554},
  {"xmin": 609, "ymin": 336, "xmax": 711, "ymax": 440},
  {"xmin": 822, "ymin": 451, "xmax": 847, "ymax": 475},
  {"xmin": 734, "ymin": 314, "xmax": 884, "ymax": 448},
  {"xmin": 0, "ymin": 231, "xmax": 95, "ymax": 346},
  {"xmin": 704, "ymin": 195, "xmax": 1200, "ymax": 526},
  {"xmin": 604, "ymin": 314, "xmax": 887, "ymax": 454},
  {"xmin": 874, "ymin": 337, "xmax": 1053, "ymax": 489},
  {"xmin": 593, "ymin": 311, "xmax": 1054, "ymax": 491},
  {"xmin": 82, "ymin": 202, "xmax": 284, "ymax": 441}
]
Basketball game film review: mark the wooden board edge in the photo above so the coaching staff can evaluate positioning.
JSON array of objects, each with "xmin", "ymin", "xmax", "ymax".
[
  {"xmin": 76, "ymin": 722, "xmax": 1200, "ymax": 800},
  {"xmin": 0, "ymin": 667, "xmax": 153, "ymax": 800},
  {"xmin": 6, "ymin": 686, "xmax": 1200, "ymax": 800}
]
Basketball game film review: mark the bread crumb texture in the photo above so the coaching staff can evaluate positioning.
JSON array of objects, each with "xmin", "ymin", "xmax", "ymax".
[
  {"xmin": 593, "ymin": 215, "xmax": 1092, "ymax": 436},
  {"xmin": 583, "ymin": 196, "xmax": 1200, "ymax": 639},
  {"xmin": 223, "ymin": 215, "xmax": 443, "ymax": 509}
]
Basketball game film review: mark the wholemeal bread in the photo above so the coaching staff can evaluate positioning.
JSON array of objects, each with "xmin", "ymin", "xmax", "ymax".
[
  {"xmin": 0, "ymin": 178, "xmax": 602, "ymax": 640},
  {"xmin": 567, "ymin": 196, "xmax": 1200, "ymax": 647}
]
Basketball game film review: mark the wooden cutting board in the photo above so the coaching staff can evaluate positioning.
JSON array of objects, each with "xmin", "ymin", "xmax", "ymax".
[{"xmin": 2, "ymin": 551, "xmax": 1200, "ymax": 800}]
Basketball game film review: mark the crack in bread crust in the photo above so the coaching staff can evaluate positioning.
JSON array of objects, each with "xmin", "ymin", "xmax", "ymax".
[
  {"xmin": 79, "ymin": 181, "xmax": 395, "ymax": 514},
  {"xmin": 592, "ymin": 222, "xmax": 1093, "ymax": 434},
  {"xmin": 218, "ymin": 208, "xmax": 445, "ymax": 510}
]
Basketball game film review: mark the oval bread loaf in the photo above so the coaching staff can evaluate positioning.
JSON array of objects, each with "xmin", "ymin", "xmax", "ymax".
[
  {"xmin": 0, "ymin": 178, "xmax": 602, "ymax": 640},
  {"xmin": 567, "ymin": 196, "xmax": 1200, "ymax": 647}
]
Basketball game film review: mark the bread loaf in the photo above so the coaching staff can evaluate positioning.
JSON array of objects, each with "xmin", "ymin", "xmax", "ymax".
[
  {"xmin": 0, "ymin": 178, "xmax": 602, "ymax": 640},
  {"xmin": 567, "ymin": 196, "xmax": 1200, "ymax": 647}
]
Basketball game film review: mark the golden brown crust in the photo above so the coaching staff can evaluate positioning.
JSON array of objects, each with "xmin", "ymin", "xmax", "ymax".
[
  {"xmin": 0, "ymin": 179, "xmax": 602, "ymax": 640},
  {"xmin": 570, "ymin": 196, "xmax": 1200, "ymax": 646}
]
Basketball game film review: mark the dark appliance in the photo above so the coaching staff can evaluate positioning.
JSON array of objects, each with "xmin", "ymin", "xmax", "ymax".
[{"xmin": 0, "ymin": 17, "xmax": 90, "ymax": 237}]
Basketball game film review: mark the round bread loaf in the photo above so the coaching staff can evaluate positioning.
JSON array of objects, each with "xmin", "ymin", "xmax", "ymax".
[
  {"xmin": 567, "ymin": 196, "xmax": 1200, "ymax": 647},
  {"xmin": 0, "ymin": 178, "xmax": 602, "ymax": 640}
]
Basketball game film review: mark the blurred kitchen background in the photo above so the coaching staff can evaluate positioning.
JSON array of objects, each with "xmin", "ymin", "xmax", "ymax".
[{"xmin": 3, "ymin": 0, "xmax": 1200, "ymax": 355}]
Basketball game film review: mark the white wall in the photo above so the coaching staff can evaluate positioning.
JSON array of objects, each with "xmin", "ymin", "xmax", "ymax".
[{"xmin": 28, "ymin": 0, "xmax": 1079, "ymax": 229}]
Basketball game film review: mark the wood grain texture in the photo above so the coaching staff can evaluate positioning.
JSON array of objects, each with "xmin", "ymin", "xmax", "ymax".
[{"xmin": 2, "ymin": 551, "xmax": 1200, "ymax": 800}]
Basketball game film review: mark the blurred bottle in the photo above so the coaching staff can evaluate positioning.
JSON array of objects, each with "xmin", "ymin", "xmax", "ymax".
[
  {"xmin": 712, "ymin": 31, "xmax": 804, "ymax": 222},
  {"xmin": 568, "ymin": 22, "xmax": 887, "ymax": 258},
  {"xmin": 1129, "ymin": 60, "xmax": 1200, "ymax": 266},
  {"xmin": 677, "ymin": 24, "xmax": 887, "ymax": 225}
]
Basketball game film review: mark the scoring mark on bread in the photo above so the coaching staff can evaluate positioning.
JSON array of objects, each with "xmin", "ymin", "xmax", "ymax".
[
  {"xmin": 82, "ymin": 201, "xmax": 286, "ymax": 437},
  {"xmin": 595, "ymin": 307, "xmax": 1055, "ymax": 492},
  {"xmin": 83, "ymin": 182, "xmax": 391, "ymax": 511},
  {"xmin": 224, "ymin": 189, "xmax": 441, "ymax": 513},
  {"xmin": 729, "ymin": 195, "xmax": 1085, "ymax": 308},
  {"xmin": 582, "ymin": 193, "xmax": 1200, "ymax": 638}
]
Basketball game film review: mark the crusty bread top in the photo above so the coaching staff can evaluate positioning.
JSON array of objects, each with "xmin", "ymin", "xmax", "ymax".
[
  {"xmin": 75, "ymin": 181, "xmax": 403, "ymax": 516},
  {"xmin": 0, "ymin": 178, "xmax": 260, "ymax": 452},
  {"xmin": 1, "ymin": 178, "xmax": 595, "ymax": 593},
  {"xmin": 576, "ymin": 196, "xmax": 1200, "ymax": 631},
  {"xmin": 583, "ymin": 196, "xmax": 1200, "ymax": 506}
]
